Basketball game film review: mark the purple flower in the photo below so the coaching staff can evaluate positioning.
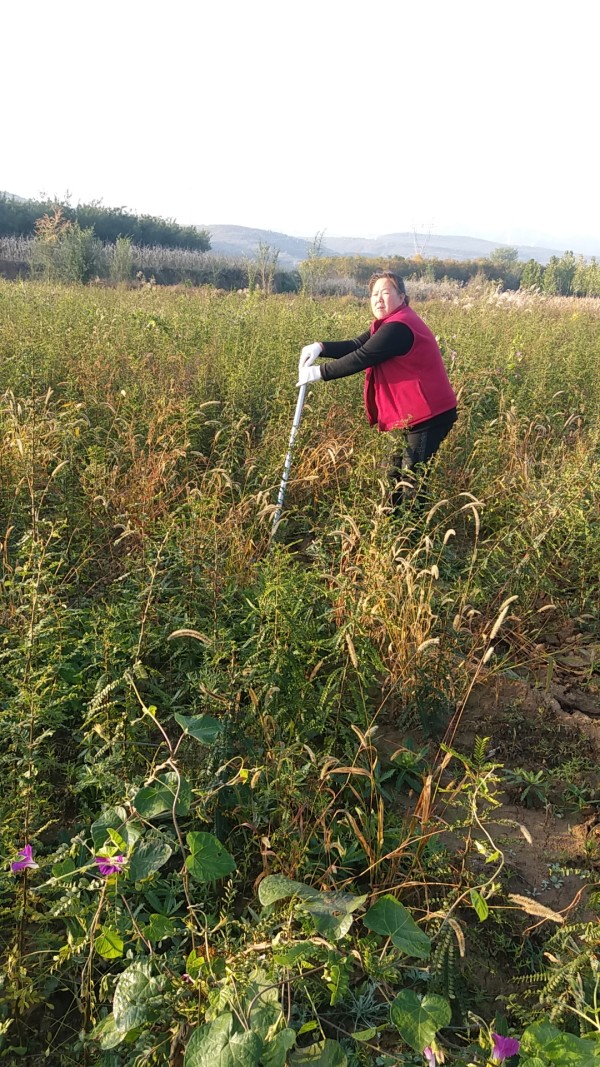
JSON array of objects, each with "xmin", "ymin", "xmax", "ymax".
[
  {"xmin": 94, "ymin": 854, "xmax": 125, "ymax": 877},
  {"xmin": 492, "ymin": 1033, "xmax": 520, "ymax": 1061},
  {"xmin": 11, "ymin": 844, "xmax": 39, "ymax": 873},
  {"xmin": 423, "ymin": 1047, "xmax": 436, "ymax": 1066}
]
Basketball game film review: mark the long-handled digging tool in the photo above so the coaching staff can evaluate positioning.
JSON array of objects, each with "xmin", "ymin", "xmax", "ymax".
[{"xmin": 271, "ymin": 383, "xmax": 307, "ymax": 537}]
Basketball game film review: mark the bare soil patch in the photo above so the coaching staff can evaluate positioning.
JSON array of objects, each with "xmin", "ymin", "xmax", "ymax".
[{"xmin": 376, "ymin": 666, "xmax": 600, "ymax": 911}]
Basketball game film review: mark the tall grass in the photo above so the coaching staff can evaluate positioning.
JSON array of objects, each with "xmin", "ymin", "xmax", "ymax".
[{"xmin": 0, "ymin": 280, "xmax": 598, "ymax": 1064}]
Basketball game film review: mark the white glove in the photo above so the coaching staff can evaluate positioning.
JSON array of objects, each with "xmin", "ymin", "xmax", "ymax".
[
  {"xmin": 297, "ymin": 365, "xmax": 323, "ymax": 388},
  {"xmin": 298, "ymin": 342, "xmax": 323, "ymax": 371}
]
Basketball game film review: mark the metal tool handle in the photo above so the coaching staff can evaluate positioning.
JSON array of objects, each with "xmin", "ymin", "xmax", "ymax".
[{"xmin": 271, "ymin": 384, "xmax": 307, "ymax": 534}]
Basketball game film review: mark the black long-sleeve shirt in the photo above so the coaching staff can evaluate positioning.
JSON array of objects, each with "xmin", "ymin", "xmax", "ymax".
[{"xmin": 319, "ymin": 323, "xmax": 415, "ymax": 381}]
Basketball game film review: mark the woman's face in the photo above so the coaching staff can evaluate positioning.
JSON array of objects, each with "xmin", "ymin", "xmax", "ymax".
[{"xmin": 370, "ymin": 277, "xmax": 405, "ymax": 320}]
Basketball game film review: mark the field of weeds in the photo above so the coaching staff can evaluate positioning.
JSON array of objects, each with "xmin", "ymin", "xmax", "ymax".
[{"xmin": 0, "ymin": 280, "xmax": 599, "ymax": 1065}]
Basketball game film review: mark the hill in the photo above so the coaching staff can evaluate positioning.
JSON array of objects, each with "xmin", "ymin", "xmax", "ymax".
[
  {"xmin": 203, "ymin": 224, "xmax": 571, "ymax": 267},
  {"xmin": 2, "ymin": 193, "xmax": 578, "ymax": 266},
  {"xmin": 201, "ymin": 224, "xmax": 337, "ymax": 267}
]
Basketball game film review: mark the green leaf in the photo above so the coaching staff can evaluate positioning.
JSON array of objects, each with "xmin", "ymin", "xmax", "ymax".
[
  {"xmin": 185, "ymin": 831, "xmax": 236, "ymax": 883},
  {"xmin": 90, "ymin": 1013, "xmax": 125, "ymax": 1050},
  {"xmin": 258, "ymin": 874, "xmax": 318, "ymax": 907},
  {"xmin": 174, "ymin": 713, "xmax": 223, "ymax": 744},
  {"xmin": 302, "ymin": 890, "xmax": 367, "ymax": 941},
  {"xmin": 545, "ymin": 1036, "xmax": 600, "ymax": 1067},
  {"xmin": 129, "ymin": 833, "xmax": 172, "ymax": 882},
  {"xmin": 143, "ymin": 913, "xmax": 181, "ymax": 943},
  {"xmin": 113, "ymin": 960, "xmax": 163, "ymax": 1033},
  {"xmin": 184, "ymin": 1013, "xmax": 262, "ymax": 1067},
  {"xmin": 133, "ymin": 773, "xmax": 191, "ymax": 818},
  {"xmin": 258, "ymin": 877, "xmax": 365, "ymax": 939},
  {"xmin": 51, "ymin": 858, "xmax": 76, "ymax": 880},
  {"xmin": 261, "ymin": 1029, "xmax": 297, "ymax": 1067},
  {"xmin": 107, "ymin": 827, "xmax": 128, "ymax": 852},
  {"xmin": 273, "ymin": 941, "xmax": 323, "ymax": 966},
  {"xmin": 297, "ymin": 1022, "xmax": 319, "ymax": 1036},
  {"xmin": 363, "ymin": 895, "xmax": 431, "ymax": 959},
  {"xmin": 351, "ymin": 1029, "xmax": 377, "ymax": 1043},
  {"xmin": 521, "ymin": 1021, "xmax": 600, "ymax": 1066},
  {"xmin": 390, "ymin": 990, "xmax": 451, "ymax": 1052},
  {"xmin": 289, "ymin": 1039, "xmax": 347, "ymax": 1067},
  {"xmin": 470, "ymin": 888, "xmax": 489, "ymax": 922},
  {"xmin": 186, "ymin": 948, "xmax": 207, "ymax": 978},
  {"xmin": 521, "ymin": 1020, "xmax": 562, "ymax": 1053},
  {"xmin": 244, "ymin": 971, "xmax": 283, "ymax": 1039},
  {"xmin": 91, "ymin": 806, "xmax": 141, "ymax": 850},
  {"xmin": 95, "ymin": 926, "xmax": 124, "ymax": 960}
]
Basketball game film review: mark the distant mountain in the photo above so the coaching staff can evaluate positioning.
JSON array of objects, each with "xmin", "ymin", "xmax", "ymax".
[
  {"xmin": 2, "ymin": 192, "xmax": 581, "ymax": 265},
  {"xmin": 202, "ymin": 225, "xmax": 572, "ymax": 267},
  {"xmin": 323, "ymin": 232, "xmax": 572, "ymax": 265},
  {"xmin": 201, "ymin": 224, "xmax": 338, "ymax": 267}
]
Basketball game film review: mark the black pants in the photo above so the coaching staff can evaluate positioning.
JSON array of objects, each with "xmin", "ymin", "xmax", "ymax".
[{"xmin": 389, "ymin": 407, "xmax": 457, "ymax": 513}]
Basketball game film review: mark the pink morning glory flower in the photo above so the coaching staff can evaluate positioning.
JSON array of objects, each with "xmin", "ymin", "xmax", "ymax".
[
  {"xmin": 492, "ymin": 1033, "xmax": 520, "ymax": 1061},
  {"xmin": 423, "ymin": 1047, "xmax": 436, "ymax": 1066},
  {"xmin": 94, "ymin": 854, "xmax": 125, "ymax": 877},
  {"xmin": 11, "ymin": 844, "xmax": 39, "ymax": 873}
]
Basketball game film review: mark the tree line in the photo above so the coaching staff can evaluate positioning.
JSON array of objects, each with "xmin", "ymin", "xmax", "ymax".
[
  {"xmin": 1, "ymin": 202, "xmax": 599, "ymax": 296},
  {"xmin": 0, "ymin": 194, "xmax": 210, "ymax": 251},
  {"xmin": 303, "ymin": 248, "xmax": 600, "ymax": 297}
]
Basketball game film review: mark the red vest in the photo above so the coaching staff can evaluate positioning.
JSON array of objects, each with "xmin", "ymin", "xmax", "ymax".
[{"xmin": 364, "ymin": 304, "xmax": 457, "ymax": 431}]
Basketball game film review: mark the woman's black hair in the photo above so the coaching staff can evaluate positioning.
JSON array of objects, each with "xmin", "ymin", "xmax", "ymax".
[{"xmin": 368, "ymin": 270, "xmax": 408, "ymax": 303}]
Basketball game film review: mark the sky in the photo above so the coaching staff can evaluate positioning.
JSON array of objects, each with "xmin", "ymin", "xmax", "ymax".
[{"xmin": 3, "ymin": 0, "xmax": 600, "ymax": 255}]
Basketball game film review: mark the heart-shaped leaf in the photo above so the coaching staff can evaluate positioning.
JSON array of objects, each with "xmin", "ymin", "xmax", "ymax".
[
  {"xmin": 133, "ymin": 773, "xmax": 191, "ymax": 818},
  {"xmin": 521, "ymin": 1019, "xmax": 600, "ymax": 1066},
  {"xmin": 95, "ymin": 926, "xmax": 124, "ymax": 960},
  {"xmin": 302, "ymin": 890, "xmax": 367, "ymax": 941},
  {"xmin": 261, "ymin": 1029, "xmax": 297, "ymax": 1067},
  {"xmin": 129, "ymin": 833, "xmax": 172, "ymax": 882},
  {"xmin": 113, "ymin": 960, "xmax": 163, "ymax": 1033},
  {"xmin": 174, "ymin": 713, "xmax": 223, "ymax": 744},
  {"xmin": 289, "ymin": 1039, "xmax": 347, "ymax": 1067},
  {"xmin": 90, "ymin": 1013, "xmax": 128, "ymax": 1050},
  {"xmin": 91, "ymin": 807, "xmax": 141, "ymax": 850},
  {"xmin": 258, "ymin": 875, "xmax": 318, "ymax": 906},
  {"xmin": 185, "ymin": 832, "xmax": 236, "ymax": 883},
  {"xmin": 143, "ymin": 913, "xmax": 182, "ymax": 943},
  {"xmin": 390, "ymin": 989, "xmax": 451, "ymax": 1051},
  {"xmin": 184, "ymin": 1012, "xmax": 262, "ymax": 1066},
  {"xmin": 363, "ymin": 895, "xmax": 431, "ymax": 959}
]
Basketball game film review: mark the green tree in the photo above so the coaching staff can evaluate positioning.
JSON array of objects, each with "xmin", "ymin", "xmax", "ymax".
[
  {"xmin": 520, "ymin": 258, "xmax": 544, "ymax": 290},
  {"xmin": 585, "ymin": 257, "xmax": 600, "ymax": 297},
  {"xmin": 299, "ymin": 229, "xmax": 328, "ymax": 295},
  {"xmin": 542, "ymin": 255, "xmax": 561, "ymax": 294},
  {"xmin": 556, "ymin": 250, "xmax": 576, "ymax": 295},
  {"xmin": 490, "ymin": 245, "xmax": 519, "ymax": 267},
  {"xmin": 0, "ymin": 193, "xmax": 211, "ymax": 250},
  {"xmin": 571, "ymin": 255, "xmax": 588, "ymax": 297},
  {"xmin": 30, "ymin": 209, "xmax": 105, "ymax": 283},
  {"xmin": 256, "ymin": 241, "xmax": 280, "ymax": 295},
  {"xmin": 109, "ymin": 236, "xmax": 134, "ymax": 284}
]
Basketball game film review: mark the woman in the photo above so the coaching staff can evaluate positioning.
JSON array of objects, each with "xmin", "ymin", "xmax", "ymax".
[{"xmin": 297, "ymin": 271, "xmax": 457, "ymax": 512}]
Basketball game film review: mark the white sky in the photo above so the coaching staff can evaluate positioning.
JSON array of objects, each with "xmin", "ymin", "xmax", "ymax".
[{"xmin": 3, "ymin": 0, "xmax": 600, "ymax": 254}]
